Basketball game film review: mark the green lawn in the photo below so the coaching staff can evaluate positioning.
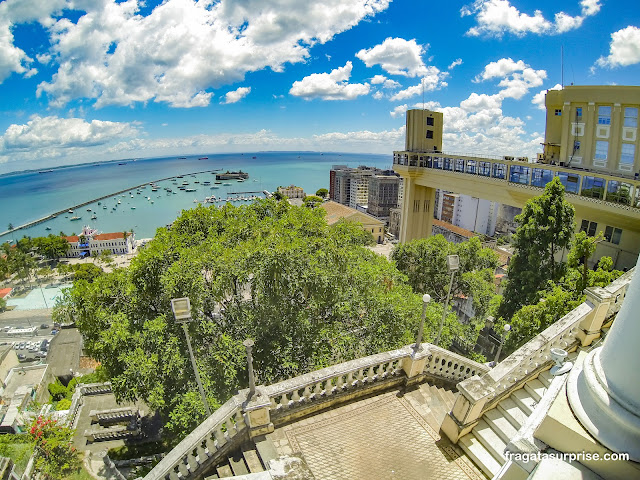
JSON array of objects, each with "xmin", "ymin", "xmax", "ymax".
[{"xmin": 0, "ymin": 438, "xmax": 33, "ymax": 476}]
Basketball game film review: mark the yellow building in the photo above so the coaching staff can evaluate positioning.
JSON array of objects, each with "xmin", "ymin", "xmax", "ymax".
[
  {"xmin": 393, "ymin": 86, "xmax": 640, "ymax": 269},
  {"xmin": 320, "ymin": 201, "xmax": 385, "ymax": 243}
]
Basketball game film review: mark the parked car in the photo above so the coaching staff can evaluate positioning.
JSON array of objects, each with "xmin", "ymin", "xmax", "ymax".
[
  {"xmin": 50, "ymin": 329, "xmax": 58, "ymax": 335},
  {"xmin": 40, "ymin": 324, "xmax": 49, "ymax": 329},
  {"xmin": 17, "ymin": 354, "xmax": 26, "ymax": 361},
  {"xmin": 34, "ymin": 352, "xmax": 47, "ymax": 359},
  {"xmin": 18, "ymin": 342, "xmax": 26, "ymax": 350}
]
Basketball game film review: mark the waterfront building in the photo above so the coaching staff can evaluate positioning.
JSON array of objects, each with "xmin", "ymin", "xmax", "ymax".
[
  {"xmin": 320, "ymin": 201, "xmax": 385, "ymax": 244},
  {"xmin": 393, "ymin": 86, "xmax": 640, "ymax": 269},
  {"xmin": 276, "ymin": 185, "xmax": 305, "ymax": 199},
  {"xmin": 63, "ymin": 225, "xmax": 135, "ymax": 258},
  {"xmin": 329, "ymin": 165, "xmax": 397, "ymax": 211}
]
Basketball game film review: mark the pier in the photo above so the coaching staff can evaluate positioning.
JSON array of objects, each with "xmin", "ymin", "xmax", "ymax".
[{"xmin": 0, "ymin": 169, "xmax": 222, "ymax": 240}]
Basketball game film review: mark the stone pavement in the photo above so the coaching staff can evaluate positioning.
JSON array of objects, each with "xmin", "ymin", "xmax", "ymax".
[{"xmin": 267, "ymin": 387, "xmax": 486, "ymax": 480}]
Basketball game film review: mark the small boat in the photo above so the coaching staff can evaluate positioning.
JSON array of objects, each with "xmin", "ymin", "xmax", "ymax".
[
  {"xmin": 87, "ymin": 208, "xmax": 92, "ymax": 211},
  {"xmin": 252, "ymin": 156, "xmax": 256, "ymax": 159},
  {"xmin": 223, "ymin": 183, "xmax": 231, "ymax": 186},
  {"xmin": 151, "ymin": 201, "xmax": 154, "ymax": 204},
  {"xmin": 113, "ymin": 207, "xmax": 117, "ymax": 210},
  {"xmin": 178, "ymin": 157, "xmax": 186, "ymax": 159},
  {"xmin": 130, "ymin": 195, "xmax": 134, "ymax": 198},
  {"xmin": 215, "ymin": 182, "xmax": 222, "ymax": 184},
  {"xmin": 118, "ymin": 200, "xmax": 121, "ymax": 204},
  {"xmin": 70, "ymin": 216, "xmax": 81, "ymax": 221},
  {"xmin": 186, "ymin": 188, "xmax": 197, "ymax": 192},
  {"xmin": 118, "ymin": 162, "xmax": 127, "ymax": 165},
  {"xmin": 45, "ymin": 227, "xmax": 52, "ymax": 231},
  {"xmin": 91, "ymin": 215, "xmax": 97, "ymax": 220},
  {"xmin": 131, "ymin": 206, "xmax": 136, "ymax": 209},
  {"xmin": 39, "ymin": 169, "xmax": 53, "ymax": 173},
  {"xmin": 68, "ymin": 209, "xmax": 73, "ymax": 214},
  {"xmin": 103, "ymin": 206, "xmax": 107, "ymax": 209},
  {"xmin": 98, "ymin": 202, "xmax": 101, "ymax": 205}
]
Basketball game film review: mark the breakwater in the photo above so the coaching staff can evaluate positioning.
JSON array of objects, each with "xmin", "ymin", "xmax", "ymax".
[{"xmin": 0, "ymin": 169, "xmax": 221, "ymax": 240}]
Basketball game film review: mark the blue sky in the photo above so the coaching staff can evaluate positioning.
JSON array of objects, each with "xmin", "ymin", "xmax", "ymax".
[{"xmin": 0, "ymin": 0, "xmax": 639, "ymax": 173}]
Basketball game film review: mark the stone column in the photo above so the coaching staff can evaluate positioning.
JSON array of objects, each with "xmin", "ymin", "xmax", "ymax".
[
  {"xmin": 567, "ymin": 257, "xmax": 640, "ymax": 461},
  {"xmin": 399, "ymin": 176, "xmax": 435, "ymax": 243}
]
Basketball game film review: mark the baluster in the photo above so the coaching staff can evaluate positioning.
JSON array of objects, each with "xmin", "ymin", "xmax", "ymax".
[
  {"xmin": 214, "ymin": 426, "xmax": 226, "ymax": 447},
  {"xmin": 313, "ymin": 382, "xmax": 323, "ymax": 396},
  {"xmin": 291, "ymin": 388, "xmax": 300, "ymax": 402},
  {"xmin": 226, "ymin": 418, "xmax": 237, "ymax": 437},
  {"xmin": 347, "ymin": 371, "xmax": 355, "ymax": 386},
  {"xmin": 357, "ymin": 368, "xmax": 365, "ymax": 382},
  {"xmin": 336, "ymin": 374, "xmax": 345, "ymax": 389},
  {"xmin": 270, "ymin": 397, "xmax": 278, "ymax": 409},
  {"xmin": 367, "ymin": 365, "xmax": 375, "ymax": 381},
  {"xmin": 324, "ymin": 378, "xmax": 334, "ymax": 395},
  {"xmin": 386, "ymin": 361, "xmax": 395, "ymax": 375},
  {"xmin": 204, "ymin": 436, "xmax": 216, "ymax": 456},
  {"xmin": 279, "ymin": 392, "xmax": 289, "ymax": 409},
  {"xmin": 176, "ymin": 462, "xmax": 189, "ymax": 478},
  {"xmin": 234, "ymin": 410, "xmax": 246, "ymax": 430},
  {"xmin": 303, "ymin": 385, "xmax": 312, "ymax": 400}
]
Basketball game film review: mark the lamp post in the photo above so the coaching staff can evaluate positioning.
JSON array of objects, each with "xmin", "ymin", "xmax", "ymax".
[
  {"xmin": 243, "ymin": 339, "xmax": 256, "ymax": 399},
  {"xmin": 494, "ymin": 324, "xmax": 511, "ymax": 364},
  {"xmin": 435, "ymin": 254, "xmax": 459, "ymax": 346},
  {"xmin": 171, "ymin": 297, "xmax": 212, "ymax": 417},
  {"xmin": 413, "ymin": 294, "xmax": 431, "ymax": 352}
]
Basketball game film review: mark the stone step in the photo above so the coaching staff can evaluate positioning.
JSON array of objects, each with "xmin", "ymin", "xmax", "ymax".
[
  {"xmin": 204, "ymin": 474, "xmax": 219, "ymax": 480},
  {"xmin": 497, "ymin": 397, "xmax": 528, "ymax": 429},
  {"xmin": 472, "ymin": 419, "xmax": 507, "ymax": 465},
  {"xmin": 524, "ymin": 378, "xmax": 546, "ymax": 402},
  {"xmin": 216, "ymin": 463, "xmax": 233, "ymax": 478},
  {"xmin": 459, "ymin": 433, "xmax": 502, "ymax": 479},
  {"xmin": 483, "ymin": 408, "xmax": 519, "ymax": 444},
  {"xmin": 255, "ymin": 435, "xmax": 278, "ymax": 468},
  {"xmin": 512, "ymin": 388, "xmax": 537, "ymax": 416},
  {"xmin": 537, "ymin": 369, "xmax": 553, "ymax": 388},
  {"xmin": 243, "ymin": 448, "xmax": 263, "ymax": 474},
  {"xmin": 229, "ymin": 452, "xmax": 249, "ymax": 476}
]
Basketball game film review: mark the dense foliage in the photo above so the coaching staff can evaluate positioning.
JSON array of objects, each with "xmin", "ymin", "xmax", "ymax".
[
  {"xmin": 55, "ymin": 200, "xmax": 445, "ymax": 440},
  {"xmin": 29, "ymin": 417, "xmax": 80, "ymax": 479},
  {"xmin": 498, "ymin": 178, "xmax": 575, "ymax": 320}
]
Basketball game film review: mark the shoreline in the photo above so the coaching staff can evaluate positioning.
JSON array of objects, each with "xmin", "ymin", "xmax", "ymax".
[{"xmin": 0, "ymin": 168, "xmax": 221, "ymax": 240}]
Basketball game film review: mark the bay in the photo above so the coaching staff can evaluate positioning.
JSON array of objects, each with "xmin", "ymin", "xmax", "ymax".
[{"xmin": 0, "ymin": 152, "xmax": 392, "ymax": 240}]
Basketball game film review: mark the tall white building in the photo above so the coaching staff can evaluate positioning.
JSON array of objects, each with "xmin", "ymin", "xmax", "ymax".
[{"xmin": 434, "ymin": 190, "xmax": 498, "ymax": 236}]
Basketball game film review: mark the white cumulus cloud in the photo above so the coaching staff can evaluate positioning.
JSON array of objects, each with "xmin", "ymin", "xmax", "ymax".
[
  {"xmin": 448, "ymin": 58, "xmax": 463, "ymax": 70},
  {"xmin": 4, "ymin": 0, "xmax": 390, "ymax": 107},
  {"xmin": 289, "ymin": 62, "xmax": 370, "ymax": 100},
  {"xmin": 531, "ymin": 83, "xmax": 562, "ymax": 110},
  {"xmin": 356, "ymin": 37, "xmax": 430, "ymax": 77},
  {"xmin": 475, "ymin": 58, "xmax": 547, "ymax": 100},
  {"xmin": 461, "ymin": 0, "xmax": 601, "ymax": 37},
  {"xmin": 222, "ymin": 87, "xmax": 252, "ymax": 104},
  {"xmin": 595, "ymin": 26, "xmax": 640, "ymax": 69}
]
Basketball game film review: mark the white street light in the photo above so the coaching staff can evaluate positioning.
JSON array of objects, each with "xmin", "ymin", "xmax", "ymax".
[
  {"xmin": 435, "ymin": 254, "xmax": 459, "ymax": 346},
  {"xmin": 413, "ymin": 294, "xmax": 431, "ymax": 352},
  {"xmin": 171, "ymin": 297, "xmax": 211, "ymax": 417}
]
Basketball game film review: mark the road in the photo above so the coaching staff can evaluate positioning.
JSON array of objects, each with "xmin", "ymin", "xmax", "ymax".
[{"xmin": 0, "ymin": 308, "xmax": 56, "ymax": 364}]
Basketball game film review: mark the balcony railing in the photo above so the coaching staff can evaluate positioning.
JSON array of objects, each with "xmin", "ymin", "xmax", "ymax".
[{"xmin": 393, "ymin": 151, "xmax": 640, "ymax": 209}]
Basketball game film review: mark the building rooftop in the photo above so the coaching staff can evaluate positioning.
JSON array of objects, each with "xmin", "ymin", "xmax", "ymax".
[
  {"xmin": 433, "ymin": 219, "xmax": 475, "ymax": 239},
  {"xmin": 320, "ymin": 201, "xmax": 383, "ymax": 226}
]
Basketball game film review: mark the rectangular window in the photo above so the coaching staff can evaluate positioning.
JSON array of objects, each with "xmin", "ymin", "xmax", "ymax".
[
  {"xmin": 575, "ymin": 107, "xmax": 582, "ymax": 118},
  {"xmin": 466, "ymin": 160, "xmax": 477, "ymax": 174},
  {"xmin": 624, "ymin": 107, "xmax": 638, "ymax": 127},
  {"xmin": 594, "ymin": 141, "xmax": 608, "ymax": 162},
  {"xmin": 581, "ymin": 176, "xmax": 605, "ymax": 199},
  {"xmin": 532, "ymin": 168, "xmax": 553, "ymax": 188},
  {"xmin": 580, "ymin": 220, "xmax": 598, "ymax": 237},
  {"xmin": 509, "ymin": 165, "xmax": 530, "ymax": 185},
  {"xmin": 454, "ymin": 158, "xmax": 464, "ymax": 172},
  {"xmin": 492, "ymin": 163, "xmax": 506, "ymax": 179},
  {"xmin": 598, "ymin": 106, "xmax": 611, "ymax": 125},
  {"xmin": 620, "ymin": 143, "xmax": 635, "ymax": 165},
  {"xmin": 555, "ymin": 109, "xmax": 562, "ymax": 116},
  {"xmin": 604, "ymin": 226, "xmax": 622, "ymax": 245},
  {"xmin": 426, "ymin": 130, "xmax": 433, "ymax": 139},
  {"xmin": 479, "ymin": 161, "xmax": 491, "ymax": 177},
  {"xmin": 606, "ymin": 180, "xmax": 632, "ymax": 205},
  {"xmin": 426, "ymin": 117, "xmax": 434, "ymax": 126}
]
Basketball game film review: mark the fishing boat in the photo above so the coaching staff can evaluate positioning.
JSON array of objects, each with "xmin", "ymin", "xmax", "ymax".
[{"xmin": 70, "ymin": 216, "xmax": 81, "ymax": 221}]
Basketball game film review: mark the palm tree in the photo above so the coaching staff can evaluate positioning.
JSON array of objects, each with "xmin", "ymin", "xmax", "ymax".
[{"xmin": 7, "ymin": 223, "xmax": 13, "ymax": 231}]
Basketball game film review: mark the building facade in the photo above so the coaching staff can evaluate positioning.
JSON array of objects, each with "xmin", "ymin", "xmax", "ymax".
[
  {"xmin": 329, "ymin": 165, "xmax": 397, "ymax": 212},
  {"xmin": 435, "ymin": 190, "xmax": 498, "ymax": 236},
  {"xmin": 367, "ymin": 174, "xmax": 401, "ymax": 219},
  {"xmin": 277, "ymin": 185, "xmax": 306, "ymax": 199},
  {"xmin": 393, "ymin": 87, "xmax": 640, "ymax": 269},
  {"xmin": 64, "ymin": 225, "xmax": 136, "ymax": 258}
]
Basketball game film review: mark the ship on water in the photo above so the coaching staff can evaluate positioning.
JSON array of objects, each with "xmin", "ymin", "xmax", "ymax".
[{"xmin": 216, "ymin": 170, "xmax": 249, "ymax": 180}]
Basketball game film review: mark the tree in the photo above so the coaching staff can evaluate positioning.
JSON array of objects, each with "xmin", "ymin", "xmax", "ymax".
[
  {"xmin": 392, "ymin": 235, "xmax": 499, "ymax": 320},
  {"xmin": 498, "ymin": 177, "xmax": 575, "ymax": 320},
  {"xmin": 567, "ymin": 231, "xmax": 603, "ymax": 293},
  {"xmin": 56, "ymin": 200, "xmax": 427, "ymax": 441},
  {"xmin": 303, "ymin": 195, "xmax": 323, "ymax": 208},
  {"xmin": 29, "ymin": 416, "xmax": 80, "ymax": 479},
  {"xmin": 33, "ymin": 235, "xmax": 69, "ymax": 260},
  {"xmin": 315, "ymin": 188, "xmax": 328, "ymax": 198},
  {"xmin": 7, "ymin": 223, "xmax": 13, "ymax": 231},
  {"xmin": 272, "ymin": 191, "xmax": 285, "ymax": 201}
]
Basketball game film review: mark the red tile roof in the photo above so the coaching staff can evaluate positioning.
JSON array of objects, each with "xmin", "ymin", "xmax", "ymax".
[
  {"xmin": 0, "ymin": 288, "xmax": 12, "ymax": 299},
  {"xmin": 63, "ymin": 232, "xmax": 130, "ymax": 243},
  {"xmin": 432, "ymin": 219, "xmax": 475, "ymax": 239}
]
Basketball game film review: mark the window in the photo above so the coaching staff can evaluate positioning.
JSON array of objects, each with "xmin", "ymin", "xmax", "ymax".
[
  {"xmin": 620, "ymin": 143, "xmax": 635, "ymax": 165},
  {"xmin": 598, "ymin": 106, "xmax": 611, "ymax": 125},
  {"xmin": 554, "ymin": 109, "xmax": 562, "ymax": 116},
  {"xmin": 624, "ymin": 107, "xmax": 638, "ymax": 127},
  {"xmin": 509, "ymin": 165, "xmax": 530, "ymax": 185},
  {"xmin": 426, "ymin": 130, "xmax": 433, "ymax": 139},
  {"xmin": 606, "ymin": 180, "xmax": 632, "ymax": 205},
  {"xmin": 426, "ymin": 117, "xmax": 434, "ymax": 126},
  {"xmin": 575, "ymin": 107, "xmax": 582, "ymax": 118},
  {"xmin": 532, "ymin": 168, "xmax": 553, "ymax": 188},
  {"xmin": 604, "ymin": 226, "xmax": 622, "ymax": 245},
  {"xmin": 594, "ymin": 141, "xmax": 608, "ymax": 162},
  {"xmin": 492, "ymin": 163, "xmax": 506, "ymax": 179},
  {"xmin": 581, "ymin": 176, "xmax": 605, "ymax": 199},
  {"xmin": 479, "ymin": 161, "xmax": 491, "ymax": 177},
  {"xmin": 580, "ymin": 220, "xmax": 598, "ymax": 237}
]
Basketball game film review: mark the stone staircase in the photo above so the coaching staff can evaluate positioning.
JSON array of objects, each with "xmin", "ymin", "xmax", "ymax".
[
  {"xmin": 204, "ymin": 437, "xmax": 276, "ymax": 479},
  {"xmin": 458, "ymin": 369, "xmax": 554, "ymax": 479}
]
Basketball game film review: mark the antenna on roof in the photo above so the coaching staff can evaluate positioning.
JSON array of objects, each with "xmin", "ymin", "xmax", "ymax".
[{"xmin": 561, "ymin": 45, "xmax": 564, "ymax": 89}]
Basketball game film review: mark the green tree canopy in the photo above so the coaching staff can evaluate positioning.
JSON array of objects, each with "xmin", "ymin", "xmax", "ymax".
[
  {"xmin": 56, "ymin": 200, "xmax": 442, "ymax": 441},
  {"xmin": 315, "ymin": 188, "xmax": 329, "ymax": 198},
  {"xmin": 33, "ymin": 235, "xmax": 69, "ymax": 260},
  {"xmin": 498, "ymin": 177, "xmax": 575, "ymax": 320}
]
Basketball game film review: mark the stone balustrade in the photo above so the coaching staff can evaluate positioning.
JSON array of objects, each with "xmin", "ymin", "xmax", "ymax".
[
  {"xmin": 442, "ymin": 268, "xmax": 635, "ymax": 444},
  {"xmin": 143, "ymin": 342, "xmax": 487, "ymax": 480}
]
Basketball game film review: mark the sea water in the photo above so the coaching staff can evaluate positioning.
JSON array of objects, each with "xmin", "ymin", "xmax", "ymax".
[{"xmin": 0, "ymin": 152, "xmax": 392, "ymax": 240}]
